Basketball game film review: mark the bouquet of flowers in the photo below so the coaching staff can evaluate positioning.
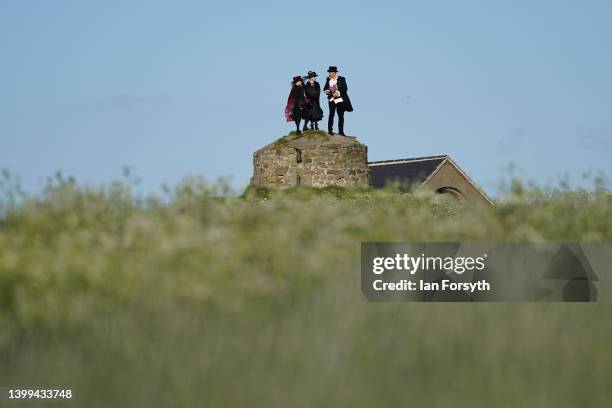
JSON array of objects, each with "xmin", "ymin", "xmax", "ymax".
[{"xmin": 325, "ymin": 85, "xmax": 343, "ymax": 103}]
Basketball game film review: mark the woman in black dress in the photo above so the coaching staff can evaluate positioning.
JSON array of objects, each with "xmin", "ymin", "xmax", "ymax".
[
  {"xmin": 284, "ymin": 75, "xmax": 307, "ymax": 134},
  {"xmin": 303, "ymin": 71, "xmax": 324, "ymax": 131}
]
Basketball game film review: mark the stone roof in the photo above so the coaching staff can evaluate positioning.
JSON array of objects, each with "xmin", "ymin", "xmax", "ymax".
[{"xmin": 368, "ymin": 155, "xmax": 448, "ymax": 188}]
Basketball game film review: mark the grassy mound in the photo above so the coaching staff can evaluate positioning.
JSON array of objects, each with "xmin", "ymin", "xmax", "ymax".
[
  {"xmin": 274, "ymin": 130, "xmax": 331, "ymax": 146},
  {"xmin": 0, "ymin": 173, "xmax": 611, "ymax": 406}
]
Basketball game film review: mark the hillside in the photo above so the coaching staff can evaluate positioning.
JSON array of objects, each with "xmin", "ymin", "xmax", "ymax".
[{"xmin": 0, "ymin": 174, "xmax": 611, "ymax": 407}]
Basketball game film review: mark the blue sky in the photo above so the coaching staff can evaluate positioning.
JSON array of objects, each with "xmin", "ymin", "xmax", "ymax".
[{"xmin": 2, "ymin": 0, "xmax": 611, "ymax": 196}]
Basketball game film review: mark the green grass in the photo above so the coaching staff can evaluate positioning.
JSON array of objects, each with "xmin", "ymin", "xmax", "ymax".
[{"xmin": 0, "ymin": 173, "xmax": 611, "ymax": 407}]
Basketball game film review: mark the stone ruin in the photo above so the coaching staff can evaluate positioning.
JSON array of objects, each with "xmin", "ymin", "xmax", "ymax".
[{"xmin": 250, "ymin": 132, "xmax": 369, "ymax": 189}]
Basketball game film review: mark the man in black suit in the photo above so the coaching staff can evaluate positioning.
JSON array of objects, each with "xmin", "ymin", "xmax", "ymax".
[{"xmin": 323, "ymin": 66, "xmax": 353, "ymax": 136}]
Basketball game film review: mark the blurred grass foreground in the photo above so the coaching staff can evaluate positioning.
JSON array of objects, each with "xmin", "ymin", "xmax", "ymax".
[{"xmin": 0, "ymin": 170, "xmax": 611, "ymax": 407}]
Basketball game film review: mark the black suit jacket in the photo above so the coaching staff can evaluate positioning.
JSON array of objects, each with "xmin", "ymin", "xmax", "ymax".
[{"xmin": 324, "ymin": 76, "xmax": 353, "ymax": 112}]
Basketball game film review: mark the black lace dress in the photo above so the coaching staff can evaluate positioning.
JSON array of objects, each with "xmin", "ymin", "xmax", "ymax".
[{"xmin": 304, "ymin": 81, "xmax": 324, "ymax": 121}]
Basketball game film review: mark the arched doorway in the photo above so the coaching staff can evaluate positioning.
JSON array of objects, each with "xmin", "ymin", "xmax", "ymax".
[{"xmin": 435, "ymin": 186, "xmax": 465, "ymax": 200}]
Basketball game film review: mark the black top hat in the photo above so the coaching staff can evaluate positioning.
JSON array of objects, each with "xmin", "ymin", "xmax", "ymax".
[
  {"xmin": 307, "ymin": 71, "xmax": 318, "ymax": 78},
  {"xmin": 292, "ymin": 75, "xmax": 303, "ymax": 83},
  {"xmin": 327, "ymin": 66, "xmax": 338, "ymax": 73}
]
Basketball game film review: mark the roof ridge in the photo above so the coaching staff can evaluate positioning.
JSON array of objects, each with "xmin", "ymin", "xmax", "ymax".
[
  {"xmin": 442, "ymin": 157, "xmax": 495, "ymax": 205},
  {"xmin": 368, "ymin": 155, "xmax": 448, "ymax": 165}
]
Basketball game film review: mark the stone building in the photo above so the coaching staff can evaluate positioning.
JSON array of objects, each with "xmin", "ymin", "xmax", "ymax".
[
  {"xmin": 250, "ymin": 133, "xmax": 492, "ymax": 206},
  {"xmin": 368, "ymin": 155, "xmax": 493, "ymax": 206},
  {"xmin": 250, "ymin": 133, "xmax": 369, "ymax": 188}
]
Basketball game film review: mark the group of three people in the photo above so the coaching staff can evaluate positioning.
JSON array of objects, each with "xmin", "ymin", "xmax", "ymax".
[{"xmin": 285, "ymin": 66, "xmax": 353, "ymax": 136}]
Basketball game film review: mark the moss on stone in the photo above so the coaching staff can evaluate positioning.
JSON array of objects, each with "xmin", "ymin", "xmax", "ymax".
[
  {"xmin": 274, "ymin": 136, "xmax": 289, "ymax": 147},
  {"xmin": 274, "ymin": 130, "xmax": 330, "ymax": 147},
  {"xmin": 302, "ymin": 130, "xmax": 330, "ymax": 141}
]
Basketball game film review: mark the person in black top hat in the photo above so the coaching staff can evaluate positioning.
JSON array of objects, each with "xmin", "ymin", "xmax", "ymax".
[
  {"xmin": 284, "ymin": 75, "xmax": 307, "ymax": 134},
  {"xmin": 303, "ymin": 71, "xmax": 324, "ymax": 131},
  {"xmin": 323, "ymin": 66, "xmax": 353, "ymax": 136}
]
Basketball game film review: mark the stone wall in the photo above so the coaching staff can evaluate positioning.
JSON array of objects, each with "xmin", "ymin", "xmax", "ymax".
[{"xmin": 250, "ymin": 134, "xmax": 369, "ymax": 189}]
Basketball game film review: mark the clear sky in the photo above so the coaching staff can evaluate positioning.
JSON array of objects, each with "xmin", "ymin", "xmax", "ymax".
[{"xmin": 2, "ymin": 0, "xmax": 611, "ymax": 197}]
